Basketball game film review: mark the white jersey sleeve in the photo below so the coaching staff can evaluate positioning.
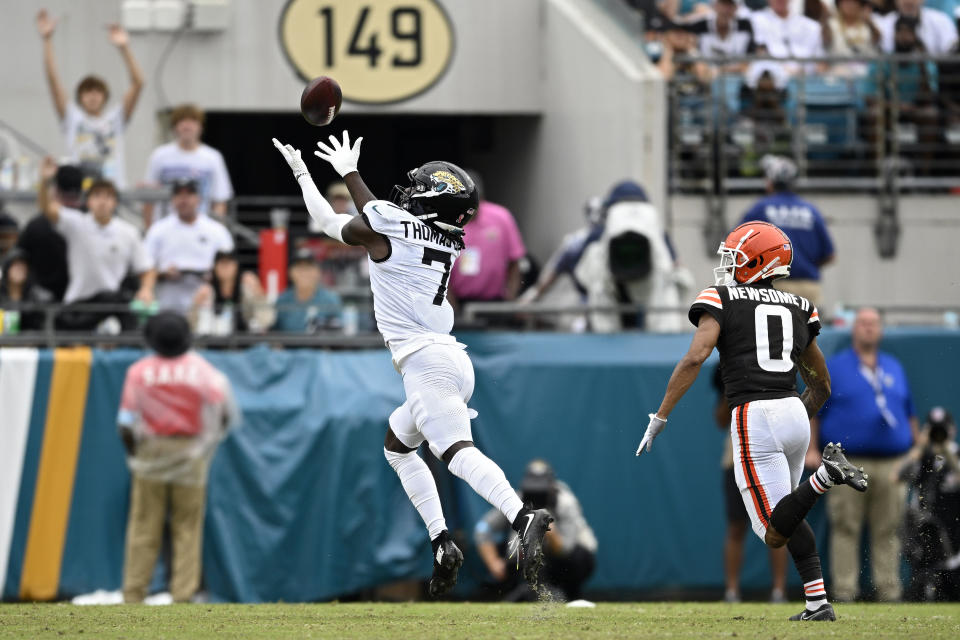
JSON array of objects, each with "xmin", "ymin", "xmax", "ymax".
[{"xmin": 361, "ymin": 200, "xmax": 464, "ymax": 362}]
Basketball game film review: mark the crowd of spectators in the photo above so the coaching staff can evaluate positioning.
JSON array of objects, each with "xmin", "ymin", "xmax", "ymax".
[
  {"xmin": 0, "ymin": 8, "xmax": 355, "ymax": 339},
  {"xmin": 634, "ymin": 0, "xmax": 960, "ymax": 178}
]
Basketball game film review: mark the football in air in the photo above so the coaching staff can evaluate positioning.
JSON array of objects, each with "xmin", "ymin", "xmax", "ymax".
[{"xmin": 300, "ymin": 76, "xmax": 342, "ymax": 126}]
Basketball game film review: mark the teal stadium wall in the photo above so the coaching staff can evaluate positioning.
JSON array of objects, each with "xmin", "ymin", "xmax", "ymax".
[{"xmin": 0, "ymin": 329, "xmax": 957, "ymax": 602}]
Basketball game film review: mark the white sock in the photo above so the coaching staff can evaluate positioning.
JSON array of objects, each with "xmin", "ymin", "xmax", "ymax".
[
  {"xmin": 808, "ymin": 466, "xmax": 834, "ymax": 495},
  {"xmin": 804, "ymin": 578, "xmax": 828, "ymax": 610},
  {"xmin": 384, "ymin": 449, "xmax": 447, "ymax": 540},
  {"xmin": 447, "ymin": 447, "xmax": 524, "ymax": 524}
]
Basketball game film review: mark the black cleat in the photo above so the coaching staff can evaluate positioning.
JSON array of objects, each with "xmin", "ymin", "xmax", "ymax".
[
  {"xmin": 789, "ymin": 602, "xmax": 836, "ymax": 621},
  {"xmin": 428, "ymin": 531, "xmax": 463, "ymax": 598},
  {"xmin": 822, "ymin": 442, "xmax": 869, "ymax": 492},
  {"xmin": 510, "ymin": 508, "xmax": 554, "ymax": 589}
]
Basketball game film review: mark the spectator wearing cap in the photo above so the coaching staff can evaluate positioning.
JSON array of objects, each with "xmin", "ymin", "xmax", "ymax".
[
  {"xmin": 36, "ymin": 10, "xmax": 143, "ymax": 187},
  {"xmin": 142, "ymin": 104, "xmax": 233, "ymax": 227},
  {"xmin": 17, "ymin": 160, "xmax": 79, "ymax": 301},
  {"xmin": 190, "ymin": 250, "xmax": 274, "ymax": 335},
  {"xmin": 118, "ymin": 312, "xmax": 238, "ymax": 603},
  {"xmin": 474, "ymin": 459, "xmax": 597, "ymax": 601},
  {"xmin": 42, "ymin": 176, "xmax": 154, "ymax": 330},
  {"xmin": 144, "ymin": 179, "xmax": 234, "ymax": 314},
  {"xmin": 737, "ymin": 155, "xmax": 834, "ymax": 306},
  {"xmin": 0, "ymin": 249, "xmax": 53, "ymax": 332},
  {"xmin": 272, "ymin": 248, "xmax": 342, "ymax": 332},
  {"xmin": 448, "ymin": 170, "xmax": 526, "ymax": 309},
  {"xmin": 811, "ymin": 307, "xmax": 918, "ymax": 601},
  {"xmin": 876, "ymin": 0, "xmax": 959, "ymax": 54}
]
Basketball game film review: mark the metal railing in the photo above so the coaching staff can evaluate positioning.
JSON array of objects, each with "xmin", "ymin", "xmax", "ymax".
[
  {"xmin": 667, "ymin": 53, "xmax": 960, "ymax": 195},
  {"xmin": 1, "ymin": 300, "xmax": 957, "ymax": 348}
]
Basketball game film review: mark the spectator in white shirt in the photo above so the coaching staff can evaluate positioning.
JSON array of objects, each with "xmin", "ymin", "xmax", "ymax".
[
  {"xmin": 143, "ymin": 104, "xmax": 234, "ymax": 227},
  {"xmin": 36, "ymin": 10, "xmax": 144, "ymax": 188},
  {"xmin": 42, "ymin": 179, "xmax": 155, "ymax": 330},
  {"xmin": 686, "ymin": 0, "xmax": 757, "ymax": 75},
  {"xmin": 875, "ymin": 0, "xmax": 959, "ymax": 53},
  {"xmin": 144, "ymin": 179, "xmax": 234, "ymax": 314},
  {"xmin": 747, "ymin": 0, "xmax": 825, "ymax": 87}
]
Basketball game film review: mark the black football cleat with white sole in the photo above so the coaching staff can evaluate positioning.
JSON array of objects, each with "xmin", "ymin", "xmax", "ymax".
[
  {"xmin": 428, "ymin": 531, "xmax": 463, "ymax": 598},
  {"xmin": 822, "ymin": 442, "xmax": 869, "ymax": 492},
  {"xmin": 510, "ymin": 508, "xmax": 554, "ymax": 589},
  {"xmin": 789, "ymin": 602, "xmax": 836, "ymax": 621}
]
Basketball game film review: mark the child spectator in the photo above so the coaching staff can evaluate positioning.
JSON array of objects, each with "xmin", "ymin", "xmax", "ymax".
[{"xmin": 36, "ymin": 9, "xmax": 144, "ymax": 187}]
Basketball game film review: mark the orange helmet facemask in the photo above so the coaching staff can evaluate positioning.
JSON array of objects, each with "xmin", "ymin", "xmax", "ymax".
[{"xmin": 714, "ymin": 221, "xmax": 793, "ymax": 286}]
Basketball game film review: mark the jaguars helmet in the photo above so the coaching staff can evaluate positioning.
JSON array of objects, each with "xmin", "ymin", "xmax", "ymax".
[
  {"xmin": 714, "ymin": 221, "xmax": 793, "ymax": 286},
  {"xmin": 391, "ymin": 161, "xmax": 478, "ymax": 246}
]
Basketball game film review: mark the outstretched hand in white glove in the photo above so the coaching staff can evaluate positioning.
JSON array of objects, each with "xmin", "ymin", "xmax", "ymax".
[
  {"xmin": 314, "ymin": 130, "xmax": 363, "ymax": 177},
  {"xmin": 272, "ymin": 138, "xmax": 309, "ymax": 180}
]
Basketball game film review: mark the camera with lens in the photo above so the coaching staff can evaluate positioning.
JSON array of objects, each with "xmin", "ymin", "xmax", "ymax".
[{"xmin": 925, "ymin": 407, "xmax": 954, "ymax": 446}]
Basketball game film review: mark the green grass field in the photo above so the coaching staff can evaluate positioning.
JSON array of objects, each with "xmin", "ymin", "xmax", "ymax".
[{"xmin": 1, "ymin": 602, "xmax": 959, "ymax": 639}]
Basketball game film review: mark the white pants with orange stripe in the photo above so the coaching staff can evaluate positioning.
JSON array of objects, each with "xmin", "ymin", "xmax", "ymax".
[{"xmin": 730, "ymin": 397, "xmax": 810, "ymax": 540}]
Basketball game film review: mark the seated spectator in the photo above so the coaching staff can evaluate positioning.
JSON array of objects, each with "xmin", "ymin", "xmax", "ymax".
[
  {"xmin": 36, "ymin": 10, "xmax": 143, "ymax": 187},
  {"xmin": 687, "ymin": 0, "xmax": 757, "ymax": 65},
  {"xmin": 272, "ymin": 248, "xmax": 342, "ymax": 333},
  {"xmin": 825, "ymin": 0, "xmax": 882, "ymax": 73},
  {"xmin": 448, "ymin": 171, "xmax": 526, "ymax": 309},
  {"xmin": 876, "ymin": 0, "xmax": 959, "ymax": 54},
  {"xmin": 44, "ymin": 179, "xmax": 155, "ymax": 331},
  {"xmin": 747, "ymin": 0, "xmax": 824, "ymax": 89},
  {"xmin": 0, "ymin": 211, "xmax": 18, "ymax": 265},
  {"xmin": 142, "ymin": 104, "xmax": 233, "ymax": 227},
  {"xmin": 654, "ymin": 29, "xmax": 712, "ymax": 83},
  {"xmin": 17, "ymin": 160, "xmax": 77, "ymax": 301},
  {"xmin": 144, "ymin": 179, "xmax": 234, "ymax": 314},
  {"xmin": 0, "ymin": 249, "xmax": 52, "ymax": 332},
  {"xmin": 190, "ymin": 250, "xmax": 274, "ymax": 335},
  {"xmin": 474, "ymin": 460, "xmax": 597, "ymax": 602}
]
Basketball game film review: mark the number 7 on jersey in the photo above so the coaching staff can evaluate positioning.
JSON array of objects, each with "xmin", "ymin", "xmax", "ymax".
[{"xmin": 422, "ymin": 247, "xmax": 452, "ymax": 306}]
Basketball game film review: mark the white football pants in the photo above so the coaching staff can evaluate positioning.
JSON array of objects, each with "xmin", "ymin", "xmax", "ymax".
[{"xmin": 730, "ymin": 397, "xmax": 811, "ymax": 540}]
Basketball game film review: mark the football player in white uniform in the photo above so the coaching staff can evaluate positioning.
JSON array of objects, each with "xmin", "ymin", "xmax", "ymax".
[{"xmin": 272, "ymin": 132, "xmax": 553, "ymax": 597}]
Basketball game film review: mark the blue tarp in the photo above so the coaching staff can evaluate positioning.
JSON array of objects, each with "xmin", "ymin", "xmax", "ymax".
[{"xmin": 8, "ymin": 328, "xmax": 960, "ymax": 601}]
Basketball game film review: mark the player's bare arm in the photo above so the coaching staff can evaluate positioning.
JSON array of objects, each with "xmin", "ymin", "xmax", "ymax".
[
  {"xmin": 636, "ymin": 313, "xmax": 720, "ymax": 455},
  {"xmin": 273, "ymin": 131, "xmax": 387, "ymax": 260},
  {"xmin": 796, "ymin": 337, "xmax": 831, "ymax": 419}
]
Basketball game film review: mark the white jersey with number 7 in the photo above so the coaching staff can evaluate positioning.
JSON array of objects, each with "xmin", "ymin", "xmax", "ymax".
[{"xmin": 361, "ymin": 200, "xmax": 464, "ymax": 364}]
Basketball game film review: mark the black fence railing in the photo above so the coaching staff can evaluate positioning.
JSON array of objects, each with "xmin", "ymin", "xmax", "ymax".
[{"xmin": 1, "ymin": 301, "xmax": 957, "ymax": 347}]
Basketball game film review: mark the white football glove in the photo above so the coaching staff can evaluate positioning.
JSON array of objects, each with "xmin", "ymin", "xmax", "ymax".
[
  {"xmin": 636, "ymin": 413, "xmax": 667, "ymax": 456},
  {"xmin": 314, "ymin": 130, "xmax": 363, "ymax": 177},
  {"xmin": 272, "ymin": 138, "xmax": 309, "ymax": 181}
]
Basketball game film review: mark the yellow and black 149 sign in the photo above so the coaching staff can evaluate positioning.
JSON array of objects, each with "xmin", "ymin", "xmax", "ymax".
[{"xmin": 279, "ymin": 0, "xmax": 455, "ymax": 104}]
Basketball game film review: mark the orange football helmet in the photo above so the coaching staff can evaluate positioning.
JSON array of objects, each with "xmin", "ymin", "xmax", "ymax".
[{"xmin": 714, "ymin": 221, "xmax": 793, "ymax": 286}]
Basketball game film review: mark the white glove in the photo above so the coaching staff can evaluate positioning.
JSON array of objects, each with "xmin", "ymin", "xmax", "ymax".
[
  {"xmin": 314, "ymin": 130, "xmax": 363, "ymax": 177},
  {"xmin": 272, "ymin": 138, "xmax": 309, "ymax": 181},
  {"xmin": 636, "ymin": 413, "xmax": 667, "ymax": 456}
]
